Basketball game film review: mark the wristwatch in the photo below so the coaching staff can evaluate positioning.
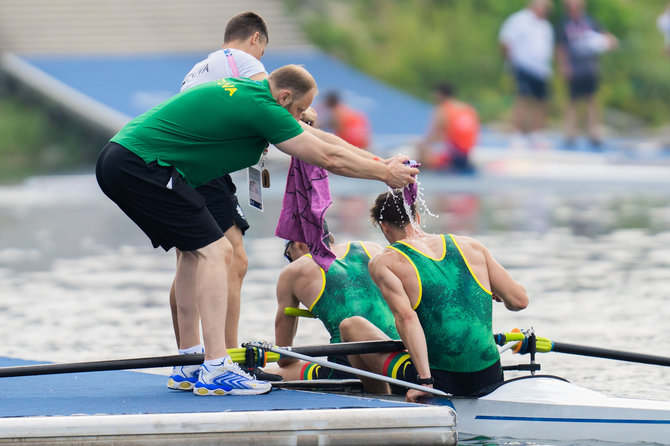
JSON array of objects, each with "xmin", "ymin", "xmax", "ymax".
[{"xmin": 416, "ymin": 376, "xmax": 434, "ymax": 385}]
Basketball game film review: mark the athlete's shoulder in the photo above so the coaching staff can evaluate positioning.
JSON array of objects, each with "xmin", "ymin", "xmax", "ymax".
[{"xmin": 358, "ymin": 240, "xmax": 383, "ymax": 258}]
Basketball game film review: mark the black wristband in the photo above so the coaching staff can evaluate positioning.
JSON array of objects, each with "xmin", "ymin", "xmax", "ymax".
[{"xmin": 416, "ymin": 376, "xmax": 434, "ymax": 385}]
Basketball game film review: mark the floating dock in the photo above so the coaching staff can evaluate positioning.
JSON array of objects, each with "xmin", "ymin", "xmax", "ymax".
[{"xmin": 0, "ymin": 357, "xmax": 456, "ymax": 445}]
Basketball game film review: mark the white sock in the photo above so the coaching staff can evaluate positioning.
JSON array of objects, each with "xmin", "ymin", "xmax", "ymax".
[
  {"xmin": 203, "ymin": 355, "xmax": 233, "ymax": 368},
  {"xmin": 179, "ymin": 344, "xmax": 204, "ymax": 355}
]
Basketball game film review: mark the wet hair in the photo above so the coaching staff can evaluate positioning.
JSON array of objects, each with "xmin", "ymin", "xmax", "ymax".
[
  {"xmin": 269, "ymin": 65, "xmax": 318, "ymax": 100},
  {"xmin": 370, "ymin": 190, "xmax": 417, "ymax": 230},
  {"xmin": 224, "ymin": 12, "xmax": 269, "ymax": 44}
]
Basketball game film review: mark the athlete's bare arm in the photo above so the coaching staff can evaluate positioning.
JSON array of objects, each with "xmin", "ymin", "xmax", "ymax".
[
  {"xmin": 369, "ymin": 251, "xmax": 433, "ymax": 402},
  {"xmin": 275, "ymin": 132, "xmax": 417, "ymax": 189}
]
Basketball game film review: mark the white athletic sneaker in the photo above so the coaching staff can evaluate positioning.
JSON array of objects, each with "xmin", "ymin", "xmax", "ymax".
[
  {"xmin": 167, "ymin": 365, "xmax": 200, "ymax": 390},
  {"xmin": 193, "ymin": 362, "xmax": 272, "ymax": 396}
]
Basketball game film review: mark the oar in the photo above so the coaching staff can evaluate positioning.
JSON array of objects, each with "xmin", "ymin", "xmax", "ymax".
[
  {"xmin": 0, "ymin": 340, "xmax": 405, "ymax": 378},
  {"xmin": 284, "ymin": 307, "xmax": 316, "ymax": 318},
  {"xmin": 497, "ymin": 331, "xmax": 670, "ymax": 367},
  {"xmin": 550, "ymin": 341, "xmax": 670, "ymax": 367},
  {"xmin": 0, "ymin": 349, "xmax": 272, "ymax": 378},
  {"xmin": 247, "ymin": 342, "xmax": 449, "ymax": 397}
]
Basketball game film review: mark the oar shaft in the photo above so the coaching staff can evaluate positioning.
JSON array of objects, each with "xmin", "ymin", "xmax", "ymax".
[
  {"xmin": 288, "ymin": 340, "xmax": 404, "ymax": 357},
  {"xmin": 0, "ymin": 340, "xmax": 406, "ymax": 378},
  {"xmin": 552, "ymin": 342, "xmax": 670, "ymax": 367},
  {"xmin": 264, "ymin": 344, "xmax": 449, "ymax": 397},
  {"xmin": 0, "ymin": 354, "xmax": 202, "ymax": 378}
]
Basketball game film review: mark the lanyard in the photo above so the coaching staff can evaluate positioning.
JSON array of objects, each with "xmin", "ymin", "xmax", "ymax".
[{"xmin": 223, "ymin": 49, "xmax": 240, "ymax": 77}]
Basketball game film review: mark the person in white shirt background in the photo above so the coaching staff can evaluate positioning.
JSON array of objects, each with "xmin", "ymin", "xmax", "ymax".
[{"xmin": 499, "ymin": 0, "xmax": 554, "ymax": 149}]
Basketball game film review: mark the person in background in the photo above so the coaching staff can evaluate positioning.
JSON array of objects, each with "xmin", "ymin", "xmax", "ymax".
[
  {"xmin": 499, "ymin": 0, "xmax": 555, "ymax": 149},
  {"xmin": 557, "ymin": 0, "xmax": 618, "ymax": 149},
  {"xmin": 167, "ymin": 14, "xmax": 270, "ymax": 385},
  {"xmin": 658, "ymin": 4, "xmax": 670, "ymax": 56},
  {"xmin": 320, "ymin": 91, "xmax": 371, "ymax": 150},
  {"xmin": 416, "ymin": 82, "xmax": 479, "ymax": 173},
  {"xmin": 264, "ymin": 225, "xmax": 399, "ymax": 389},
  {"xmin": 340, "ymin": 190, "xmax": 528, "ymax": 401},
  {"xmin": 96, "ymin": 65, "xmax": 418, "ymax": 396}
]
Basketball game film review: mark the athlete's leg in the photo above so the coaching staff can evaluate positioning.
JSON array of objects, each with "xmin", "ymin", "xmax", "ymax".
[
  {"xmin": 339, "ymin": 316, "xmax": 394, "ymax": 394},
  {"xmin": 176, "ymin": 236, "xmax": 232, "ymax": 359},
  {"xmin": 263, "ymin": 359, "xmax": 307, "ymax": 381},
  {"xmin": 169, "ymin": 249, "xmax": 182, "ymax": 347},
  {"xmin": 222, "ymin": 224, "xmax": 248, "ymax": 348}
]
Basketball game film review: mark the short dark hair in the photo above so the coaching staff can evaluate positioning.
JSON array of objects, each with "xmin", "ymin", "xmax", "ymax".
[
  {"xmin": 269, "ymin": 65, "xmax": 318, "ymax": 100},
  {"xmin": 324, "ymin": 91, "xmax": 340, "ymax": 108},
  {"xmin": 370, "ymin": 190, "xmax": 417, "ymax": 230},
  {"xmin": 224, "ymin": 12, "xmax": 269, "ymax": 44},
  {"xmin": 434, "ymin": 82, "xmax": 455, "ymax": 97}
]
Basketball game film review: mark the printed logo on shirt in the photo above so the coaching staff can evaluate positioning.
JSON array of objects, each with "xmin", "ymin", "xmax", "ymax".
[
  {"xmin": 182, "ymin": 63, "xmax": 209, "ymax": 86},
  {"xmin": 217, "ymin": 79, "xmax": 238, "ymax": 96},
  {"xmin": 236, "ymin": 205, "xmax": 245, "ymax": 218}
]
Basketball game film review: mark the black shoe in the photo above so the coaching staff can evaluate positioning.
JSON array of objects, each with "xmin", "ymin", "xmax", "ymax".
[{"xmin": 250, "ymin": 368, "xmax": 283, "ymax": 382}]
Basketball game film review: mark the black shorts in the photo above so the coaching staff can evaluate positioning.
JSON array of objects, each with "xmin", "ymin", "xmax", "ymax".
[
  {"xmin": 569, "ymin": 73, "xmax": 599, "ymax": 99},
  {"xmin": 514, "ymin": 68, "xmax": 549, "ymax": 100},
  {"xmin": 386, "ymin": 351, "xmax": 503, "ymax": 397},
  {"xmin": 95, "ymin": 141, "xmax": 224, "ymax": 252},
  {"xmin": 299, "ymin": 355, "xmax": 356, "ymax": 380},
  {"xmin": 196, "ymin": 175, "xmax": 250, "ymax": 235}
]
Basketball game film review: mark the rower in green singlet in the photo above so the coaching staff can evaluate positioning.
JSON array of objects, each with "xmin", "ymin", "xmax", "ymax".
[
  {"xmin": 339, "ymin": 190, "xmax": 529, "ymax": 399},
  {"xmin": 263, "ymin": 222, "xmax": 399, "ymax": 381}
]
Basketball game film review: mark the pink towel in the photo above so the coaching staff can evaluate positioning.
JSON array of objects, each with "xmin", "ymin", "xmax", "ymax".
[
  {"xmin": 275, "ymin": 157, "xmax": 335, "ymax": 271},
  {"xmin": 402, "ymin": 160, "xmax": 421, "ymax": 206}
]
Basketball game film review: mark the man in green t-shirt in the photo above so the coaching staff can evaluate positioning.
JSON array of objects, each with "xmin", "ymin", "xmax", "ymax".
[
  {"xmin": 96, "ymin": 64, "xmax": 418, "ymax": 396},
  {"xmin": 263, "ymin": 224, "xmax": 398, "ymax": 387},
  {"xmin": 339, "ymin": 190, "xmax": 528, "ymax": 400}
]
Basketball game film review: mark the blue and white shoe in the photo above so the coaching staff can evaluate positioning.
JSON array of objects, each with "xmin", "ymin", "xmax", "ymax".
[
  {"xmin": 193, "ymin": 362, "xmax": 272, "ymax": 396},
  {"xmin": 167, "ymin": 365, "xmax": 200, "ymax": 390}
]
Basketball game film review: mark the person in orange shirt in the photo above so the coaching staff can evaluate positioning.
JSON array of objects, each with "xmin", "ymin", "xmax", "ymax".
[
  {"xmin": 417, "ymin": 83, "xmax": 479, "ymax": 172},
  {"xmin": 322, "ymin": 91, "xmax": 371, "ymax": 149}
]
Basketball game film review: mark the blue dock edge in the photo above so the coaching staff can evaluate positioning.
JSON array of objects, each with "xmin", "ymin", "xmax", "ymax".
[{"xmin": 0, "ymin": 356, "xmax": 457, "ymax": 445}]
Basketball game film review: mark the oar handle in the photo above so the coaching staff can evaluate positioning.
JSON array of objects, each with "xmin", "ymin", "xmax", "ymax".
[
  {"xmin": 284, "ymin": 307, "xmax": 316, "ymax": 318},
  {"xmin": 286, "ymin": 340, "xmax": 405, "ymax": 357}
]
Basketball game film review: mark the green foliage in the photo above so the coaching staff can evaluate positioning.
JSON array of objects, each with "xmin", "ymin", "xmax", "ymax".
[
  {"xmin": 288, "ymin": 0, "xmax": 670, "ymax": 124},
  {"xmin": 0, "ymin": 96, "xmax": 87, "ymax": 182}
]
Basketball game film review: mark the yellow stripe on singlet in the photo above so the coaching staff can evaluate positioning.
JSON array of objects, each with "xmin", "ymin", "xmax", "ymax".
[
  {"xmin": 396, "ymin": 235, "xmax": 446, "ymax": 261},
  {"xmin": 448, "ymin": 234, "xmax": 492, "ymax": 295},
  {"xmin": 307, "ymin": 263, "xmax": 327, "ymax": 311},
  {"xmin": 359, "ymin": 241, "xmax": 372, "ymax": 259},
  {"xmin": 388, "ymin": 246, "xmax": 422, "ymax": 310}
]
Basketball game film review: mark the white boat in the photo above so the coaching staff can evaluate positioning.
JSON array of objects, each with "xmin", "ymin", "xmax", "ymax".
[{"xmin": 421, "ymin": 374, "xmax": 670, "ymax": 444}]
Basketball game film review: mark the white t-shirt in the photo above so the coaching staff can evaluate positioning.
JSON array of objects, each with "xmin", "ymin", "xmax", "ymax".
[
  {"xmin": 499, "ymin": 9, "xmax": 554, "ymax": 79},
  {"xmin": 180, "ymin": 48, "xmax": 267, "ymax": 92},
  {"xmin": 658, "ymin": 11, "xmax": 670, "ymax": 46}
]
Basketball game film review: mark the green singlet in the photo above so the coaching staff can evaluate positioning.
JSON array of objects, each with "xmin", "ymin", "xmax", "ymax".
[
  {"xmin": 307, "ymin": 242, "xmax": 399, "ymax": 344},
  {"xmin": 111, "ymin": 78, "xmax": 303, "ymax": 187},
  {"xmin": 389, "ymin": 234, "xmax": 499, "ymax": 373}
]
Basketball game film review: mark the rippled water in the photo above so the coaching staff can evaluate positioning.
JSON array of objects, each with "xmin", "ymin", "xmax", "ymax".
[{"xmin": 0, "ymin": 169, "xmax": 669, "ymax": 444}]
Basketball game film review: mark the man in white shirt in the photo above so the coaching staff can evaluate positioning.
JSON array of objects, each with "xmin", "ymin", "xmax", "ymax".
[
  {"xmin": 658, "ymin": 4, "xmax": 670, "ymax": 55},
  {"xmin": 167, "ymin": 11, "xmax": 270, "ymax": 390},
  {"xmin": 499, "ymin": 0, "xmax": 554, "ymax": 148}
]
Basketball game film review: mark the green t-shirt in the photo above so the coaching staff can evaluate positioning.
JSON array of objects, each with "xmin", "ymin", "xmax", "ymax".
[
  {"xmin": 389, "ymin": 234, "xmax": 499, "ymax": 373},
  {"xmin": 111, "ymin": 78, "xmax": 303, "ymax": 187},
  {"xmin": 308, "ymin": 242, "xmax": 399, "ymax": 344}
]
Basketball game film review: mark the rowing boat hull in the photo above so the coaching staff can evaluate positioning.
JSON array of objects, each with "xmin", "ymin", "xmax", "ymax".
[{"xmin": 428, "ymin": 375, "xmax": 670, "ymax": 443}]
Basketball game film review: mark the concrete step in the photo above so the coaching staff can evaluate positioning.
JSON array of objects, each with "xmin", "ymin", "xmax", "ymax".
[{"xmin": 0, "ymin": 0, "xmax": 309, "ymax": 54}]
